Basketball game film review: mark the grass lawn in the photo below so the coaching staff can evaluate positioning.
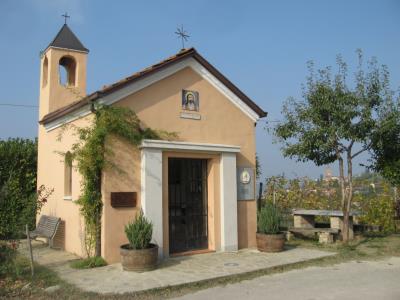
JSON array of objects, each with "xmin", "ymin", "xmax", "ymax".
[
  {"xmin": 286, "ymin": 233, "xmax": 400, "ymax": 262},
  {"xmin": 1, "ymin": 234, "xmax": 399, "ymax": 299},
  {"xmin": 70, "ymin": 256, "xmax": 107, "ymax": 269}
]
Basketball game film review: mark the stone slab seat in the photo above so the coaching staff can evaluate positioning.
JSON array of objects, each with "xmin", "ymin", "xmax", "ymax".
[
  {"xmin": 289, "ymin": 227, "xmax": 340, "ymax": 234},
  {"xmin": 288, "ymin": 227, "xmax": 339, "ymax": 244},
  {"xmin": 292, "ymin": 209, "xmax": 361, "ymax": 217},
  {"xmin": 29, "ymin": 215, "xmax": 61, "ymax": 248}
]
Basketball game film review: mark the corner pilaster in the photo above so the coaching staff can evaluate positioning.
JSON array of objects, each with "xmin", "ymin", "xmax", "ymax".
[{"xmin": 141, "ymin": 148, "xmax": 163, "ymax": 258}]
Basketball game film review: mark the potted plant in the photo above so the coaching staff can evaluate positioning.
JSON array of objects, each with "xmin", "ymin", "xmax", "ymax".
[
  {"xmin": 256, "ymin": 202, "xmax": 285, "ymax": 252},
  {"xmin": 120, "ymin": 209, "xmax": 158, "ymax": 272}
]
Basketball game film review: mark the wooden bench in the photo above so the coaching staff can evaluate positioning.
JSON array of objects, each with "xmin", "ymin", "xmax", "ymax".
[
  {"xmin": 289, "ymin": 227, "xmax": 340, "ymax": 244},
  {"xmin": 29, "ymin": 215, "xmax": 61, "ymax": 248}
]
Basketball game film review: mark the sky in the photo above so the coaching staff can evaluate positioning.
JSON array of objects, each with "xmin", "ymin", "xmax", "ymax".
[{"xmin": 1, "ymin": 0, "xmax": 399, "ymax": 181}]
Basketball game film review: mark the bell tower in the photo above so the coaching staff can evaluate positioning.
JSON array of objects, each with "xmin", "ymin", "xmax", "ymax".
[{"xmin": 39, "ymin": 23, "xmax": 89, "ymax": 120}]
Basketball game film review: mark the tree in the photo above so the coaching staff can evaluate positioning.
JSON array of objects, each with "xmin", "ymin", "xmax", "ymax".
[
  {"xmin": 369, "ymin": 94, "xmax": 400, "ymax": 218},
  {"xmin": 274, "ymin": 50, "xmax": 396, "ymax": 242},
  {"xmin": 255, "ymin": 153, "xmax": 262, "ymax": 180},
  {"xmin": 369, "ymin": 97, "xmax": 400, "ymax": 187}
]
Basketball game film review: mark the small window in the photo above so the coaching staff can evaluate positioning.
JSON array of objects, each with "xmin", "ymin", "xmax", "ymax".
[
  {"xmin": 64, "ymin": 152, "xmax": 73, "ymax": 199},
  {"xmin": 59, "ymin": 56, "xmax": 76, "ymax": 87},
  {"xmin": 42, "ymin": 56, "xmax": 48, "ymax": 87}
]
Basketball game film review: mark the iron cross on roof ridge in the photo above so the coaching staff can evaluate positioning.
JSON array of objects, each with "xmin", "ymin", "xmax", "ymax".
[
  {"xmin": 62, "ymin": 12, "xmax": 70, "ymax": 24},
  {"xmin": 175, "ymin": 25, "xmax": 190, "ymax": 50}
]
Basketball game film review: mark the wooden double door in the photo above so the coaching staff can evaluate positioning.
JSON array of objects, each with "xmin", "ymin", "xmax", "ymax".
[{"xmin": 168, "ymin": 158, "xmax": 208, "ymax": 254}]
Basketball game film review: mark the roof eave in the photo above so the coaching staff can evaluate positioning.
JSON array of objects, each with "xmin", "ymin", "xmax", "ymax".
[
  {"xmin": 42, "ymin": 45, "xmax": 89, "ymax": 56},
  {"xmin": 191, "ymin": 51, "xmax": 267, "ymax": 119},
  {"xmin": 40, "ymin": 48, "xmax": 267, "ymax": 125}
]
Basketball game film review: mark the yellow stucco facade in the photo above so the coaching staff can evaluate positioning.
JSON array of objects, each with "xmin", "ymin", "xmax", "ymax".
[{"xmin": 37, "ymin": 33, "xmax": 263, "ymax": 263}]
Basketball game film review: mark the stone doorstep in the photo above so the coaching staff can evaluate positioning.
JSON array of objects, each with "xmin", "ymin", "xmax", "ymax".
[{"xmin": 19, "ymin": 240, "xmax": 336, "ymax": 295}]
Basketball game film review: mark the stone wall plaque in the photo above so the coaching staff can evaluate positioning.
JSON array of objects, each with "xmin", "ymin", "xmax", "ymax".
[
  {"xmin": 111, "ymin": 192, "xmax": 137, "ymax": 208},
  {"xmin": 180, "ymin": 112, "xmax": 201, "ymax": 120},
  {"xmin": 237, "ymin": 167, "xmax": 255, "ymax": 200}
]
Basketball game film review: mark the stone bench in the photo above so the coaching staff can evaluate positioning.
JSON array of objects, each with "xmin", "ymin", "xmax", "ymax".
[
  {"xmin": 293, "ymin": 209, "xmax": 361, "ymax": 240},
  {"xmin": 288, "ymin": 227, "xmax": 340, "ymax": 244}
]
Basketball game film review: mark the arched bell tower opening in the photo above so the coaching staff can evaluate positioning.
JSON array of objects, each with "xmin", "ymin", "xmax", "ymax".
[
  {"xmin": 38, "ymin": 23, "xmax": 89, "ymax": 119},
  {"xmin": 59, "ymin": 56, "xmax": 76, "ymax": 87},
  {"xmin": 42, "ymin": 56, "xmax": 48, "ymax": 87}
]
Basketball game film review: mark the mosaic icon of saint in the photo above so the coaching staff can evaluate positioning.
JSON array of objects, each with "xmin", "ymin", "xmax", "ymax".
[{"xmin": 182, "ymin": 90, "xmax": 199, "ymax": 111}]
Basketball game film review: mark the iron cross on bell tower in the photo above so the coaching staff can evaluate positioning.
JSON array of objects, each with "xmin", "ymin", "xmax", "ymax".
[{"xmin": 62, "ymin": 12, "xmax": 70, "ymax": 24}]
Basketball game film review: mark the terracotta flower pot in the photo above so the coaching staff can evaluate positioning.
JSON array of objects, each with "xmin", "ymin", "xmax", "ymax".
[
  {"xmin": 256, "ymin": 232, "xmax": 285, "ymax": 252},
  {"xmin": 120, "ymin": 243, "xmax": 158, "ymax": 272}
]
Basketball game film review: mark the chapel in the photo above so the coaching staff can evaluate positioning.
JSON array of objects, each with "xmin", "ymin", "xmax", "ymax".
[{"xmin": 37, "ymin": 23, "xmax": 266, "ymax": 263}]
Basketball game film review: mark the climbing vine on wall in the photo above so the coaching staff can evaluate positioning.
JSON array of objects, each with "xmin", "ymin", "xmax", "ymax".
[{"xmin": 59, "ymin": 105, "xmax": 176, "ymax": 257}]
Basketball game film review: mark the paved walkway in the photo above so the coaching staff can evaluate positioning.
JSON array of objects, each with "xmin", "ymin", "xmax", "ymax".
[
  {"xmin": 174, "ymin": 257, "xmax": 400, "ymax": 300},
  {"xmin": 20, "ymin": 241, "xmax": 335, "ymax": 294}
]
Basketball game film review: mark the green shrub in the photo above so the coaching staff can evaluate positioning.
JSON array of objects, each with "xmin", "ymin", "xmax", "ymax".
[
  {"xmin": 124, "ymin": 209, "xmax": 153, "ymax": 249},
  {"xmin": 258, "ymin": 202, "xmax": 282, "ymax": 234},
  {"xmin": 358, "ymin": 193, "xmax": 396, "ymax": 233},
  {"xmin": 70, "ymin": 256, "xmax": 107, "ymax": 269},
  {"xmin": 0, "ymin": 138, "xmax": 39, "ymax": 239},
  {"xmin": 0, "ymin": 241, "xmax": 20, "ymax": 278}
]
